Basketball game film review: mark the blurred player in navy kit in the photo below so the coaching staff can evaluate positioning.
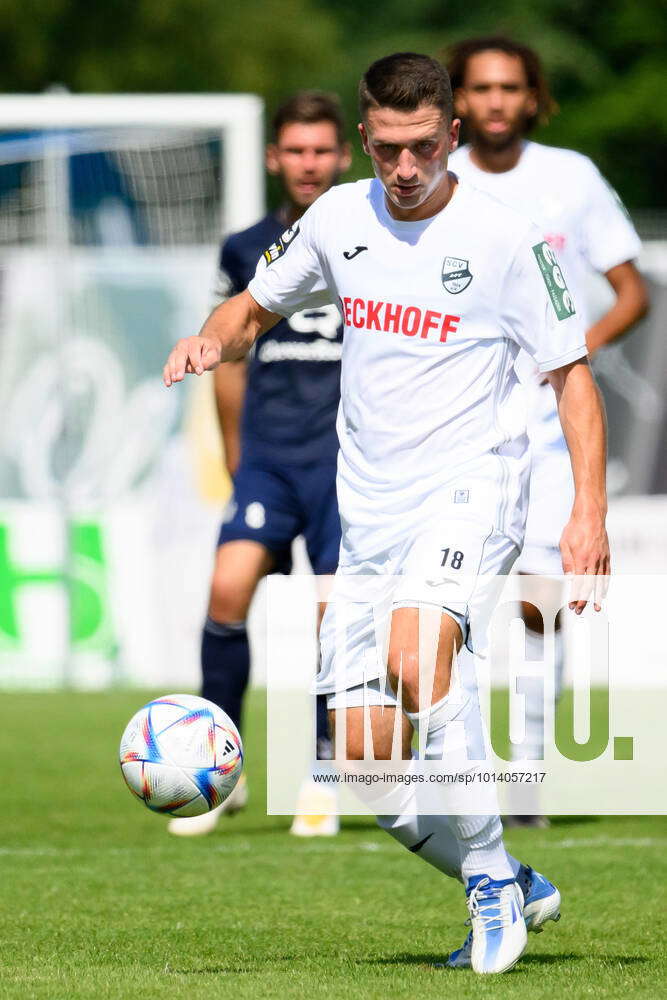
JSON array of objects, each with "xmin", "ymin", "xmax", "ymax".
[{"xmin": 168, "ymin": 92, "xmax": 351, "ymax": 838}]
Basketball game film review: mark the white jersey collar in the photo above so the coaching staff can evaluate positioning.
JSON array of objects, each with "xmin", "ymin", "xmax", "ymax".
[{"xmin": 373, "ymin": 173, "xmax": 466, "ymax": 233}]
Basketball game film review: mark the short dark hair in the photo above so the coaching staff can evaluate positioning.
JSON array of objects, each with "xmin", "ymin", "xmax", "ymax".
[
  {"xmin": 359, "ymin": 52, "xmax": 453, "ymax": 123},
  {"xmin": 271, "ymin": 91, "xmax": 346, "ymax": 146},
  {"xmin": 446, "ymin": 36, "xmax": 557, "ymax": 130}
]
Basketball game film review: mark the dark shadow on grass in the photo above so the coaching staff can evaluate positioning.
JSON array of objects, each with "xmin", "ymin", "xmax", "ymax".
[
  {"xmin": 514, "ymin": 953, "xmax": 585, "ymax": 967},
  {"xmin": 548, "ymin": 815, "xmax": 601, "ymax": 827},
  {"xmin": 364, "ymin": 951, "xmax": 625, "ymax": 970},
  {"xmin": 173, "ymin": 952, "xmax": 650, "ymax": 975},
  {"xmin": 366, "ymin": 952, "xmax": 588, "ymax": 973},
  {"xmin": 502, "ymin": 816, "xmax": 601, "ymax": 830},
  {"xmin": 170, "ymin": 956, "xmax": 297, "ymax": 975},
  {"xmin": 362, "ymin": 953, "xmax": 458, "ymax": 969}
]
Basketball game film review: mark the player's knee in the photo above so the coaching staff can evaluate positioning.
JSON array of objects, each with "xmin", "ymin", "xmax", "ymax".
[
  {"xmin": 387, "ymin": 650, "xmax": 420, "ymax": 704},
  {"xmin": 208, "ymin": 574, "xmax": 250, "ymax": 623}
]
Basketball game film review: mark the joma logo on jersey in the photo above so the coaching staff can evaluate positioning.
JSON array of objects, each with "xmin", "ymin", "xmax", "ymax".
[
  {"xmin": 442, "ymin": 256, "xmax": 473, "ymax": 294},
  {"xmin": 340, "ymin": 297, "xmax": 460, "ymax": 342},
  {"xmin": 532, "ymin": 241, "xmax": 576, "ymax": 321},
  {"xmin": 262, "ymin": 224, "xmax": 300, "ymax": 266}
]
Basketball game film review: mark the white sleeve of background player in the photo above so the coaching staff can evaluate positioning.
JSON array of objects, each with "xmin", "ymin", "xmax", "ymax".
[
  {"xmin": 247, "ymin": 199, "xmax": 331, "ymax": 316},
  {"xmin": 502, "ymin": 226, "xmax": 588, "ymax": 373},
  {"xmin": 577, "ymin": 159, "xmax": 641, "ymax": 274}
]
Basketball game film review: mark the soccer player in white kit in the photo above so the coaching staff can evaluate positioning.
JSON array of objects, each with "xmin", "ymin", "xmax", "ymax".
[
  {"xmin": 448, "ymin": 36, "xmax": 648, "ymax": 826},
  {"xmin": 163, "ymin": 53, "xmax": 610, "ymax": 975}
]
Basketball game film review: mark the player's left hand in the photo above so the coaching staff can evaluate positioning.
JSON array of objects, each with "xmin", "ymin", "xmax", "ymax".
[{"xmin": 559, "ymin": 507, "xmax": 610, "ymax": 614}]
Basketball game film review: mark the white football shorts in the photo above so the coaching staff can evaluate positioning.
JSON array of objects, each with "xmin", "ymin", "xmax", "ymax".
[{"xmin": 317, "ymin": 514, "xmax": 518, "ymax": 696}]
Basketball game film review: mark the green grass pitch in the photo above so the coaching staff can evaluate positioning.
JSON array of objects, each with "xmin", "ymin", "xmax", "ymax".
[{"xmin": 1, "ymin": 689, "xmax": 665, "ymax": 999}]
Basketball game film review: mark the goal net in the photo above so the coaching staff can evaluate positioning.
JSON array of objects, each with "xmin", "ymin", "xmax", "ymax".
[{"xmin": 0, "ymin": 94, "xmax": 264, "ymax": 689}]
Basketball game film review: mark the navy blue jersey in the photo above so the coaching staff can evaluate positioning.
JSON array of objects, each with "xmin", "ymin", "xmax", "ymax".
[{"xmin": 217, "ymin": 213, "xmax": 342, "ymax": 465}]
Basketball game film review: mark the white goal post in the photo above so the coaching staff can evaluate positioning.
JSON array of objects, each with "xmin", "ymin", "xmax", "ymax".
[
  {"xmin": 0, "ymin": 93, "xmax": 264, "ymax": 236},
  {"xmin": 0, "ymin": 93, "xmax": 265, "ymax": 689}
]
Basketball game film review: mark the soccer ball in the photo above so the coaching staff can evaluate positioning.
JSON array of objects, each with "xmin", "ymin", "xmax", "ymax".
[{"xmin": 119, "ymin": 694, "xmax": 243, "ymax": 817}]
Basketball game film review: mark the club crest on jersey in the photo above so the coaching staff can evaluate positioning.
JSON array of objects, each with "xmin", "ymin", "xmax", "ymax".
[
  {"xmin": 263, "ymin": 223, "xmax": 300, "ymax": 266},
  {"xmin": 441, "ymin": 256, "xmax": 473, "ymax": 294}
]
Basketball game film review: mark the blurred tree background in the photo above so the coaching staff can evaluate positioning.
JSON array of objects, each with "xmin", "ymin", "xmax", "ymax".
[{"xmin": 0, "ymin": 0, "xmax": 663, "ymax": 207}]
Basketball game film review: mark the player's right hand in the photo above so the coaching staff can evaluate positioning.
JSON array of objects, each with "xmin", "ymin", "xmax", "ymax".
[
  {"xmin": 560, "ymin": 508, "xmax": 610, "ymax": 614},
  {"xmin": 163, "ymin": 337, "xmax": 222, "ymax": 386}
]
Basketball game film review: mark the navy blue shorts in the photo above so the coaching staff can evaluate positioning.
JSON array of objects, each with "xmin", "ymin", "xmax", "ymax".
[{"xmin": 217, "ymin": 454, "xmax": 341, "ymax": 575}]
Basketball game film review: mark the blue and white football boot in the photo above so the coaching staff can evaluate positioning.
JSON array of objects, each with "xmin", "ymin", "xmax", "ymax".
[
  {"xmin": 447, "ymin": 864, "xmax": 560, "ymax": 970},
  {"xmin": 464, "ymin": 875, "xmax": 527, "ymax": 974},
  {"xmin": 522, "ymin": 865, "xmax": 562, "ymax": 931}
]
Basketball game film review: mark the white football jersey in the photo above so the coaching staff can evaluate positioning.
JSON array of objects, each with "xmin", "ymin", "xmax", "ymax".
[
  {"xmin": 449, "ymin": 141, "xmax": 640, "ymax": 309},
  {"xmin": 449, "ymin": 141, "xmax": 641, "ymax": 457},
  {"xmin": 249, "ymin": 178, "xmax": 586, "ymax": 559}
]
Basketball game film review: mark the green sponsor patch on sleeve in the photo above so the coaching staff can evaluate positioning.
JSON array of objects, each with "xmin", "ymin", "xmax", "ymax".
[{"xmin": 532, "ymin": 241, "xmax": 576, "ymax": 321}]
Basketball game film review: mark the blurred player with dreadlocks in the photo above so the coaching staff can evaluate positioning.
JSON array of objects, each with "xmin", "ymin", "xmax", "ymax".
[{"xmin": 448, "ymin": 36, "xmax": 647, "ymax": 830}]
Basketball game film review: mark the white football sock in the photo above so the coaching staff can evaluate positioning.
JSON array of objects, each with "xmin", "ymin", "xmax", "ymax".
[
  {"xmin": 376, "ymin": 766, "xmax": 463, "ymax": 882},
  {"xmin": 405, "ymin": 695, "xmax": 514, "ymax": 883},
  {"xmin": 376, "ymin": 751, "xmax": 521, "ymax": 882},
  {"xmin": 451, "ymin": 812, "xmax": 514, "ymax": 881}
]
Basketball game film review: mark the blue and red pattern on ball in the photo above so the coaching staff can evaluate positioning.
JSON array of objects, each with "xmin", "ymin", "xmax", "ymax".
[
  {"xmin": 120, "ymin": 695, "xmax": 244, "ymax": 817},
  {"xmin": 119, "ymin": 708, "xmax": 164, "ymax": 766},
  {"xmin": 156, "ymin": 701, "xmax": 217, "ymax": 811},
  {"xmin": 141, "ymin": 708, "xmax": 164, "ymax": 762},
  {"xmin": 120, "ymin": 701, "xmax": 189, "ymax": 767},
  {"xmin": 190, "ymin": 768, "xmax": 223, "ymax": 809},
  {"xmin": 215, "ymin": 724, "xmax": 244, "ymax": 774},
  {"xmin": 148, "ymin": 702, "xmax": 226, "ymax": 812},
  {"xmin": 141, "ymin": 763, "xmax": 199, "ymax": 813},
  {"xmin": 141, "ymin": 760, "xmax": 201, "ymax": 814}
]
